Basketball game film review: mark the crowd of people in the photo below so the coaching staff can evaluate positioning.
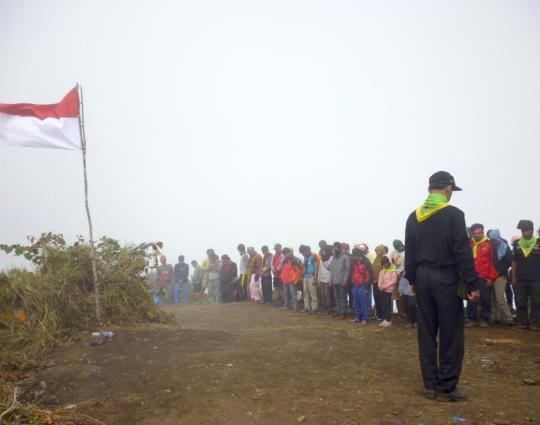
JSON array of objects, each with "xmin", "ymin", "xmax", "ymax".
[{"xmin": 152, "ymin": 220, "xmax": 540, "ymax": 331}]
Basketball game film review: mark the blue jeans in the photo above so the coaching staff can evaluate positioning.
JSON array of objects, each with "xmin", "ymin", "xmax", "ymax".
[
  {"xmin": 174, "ymin": 282, "xmax": 190, "ymax": 304},
  {"xmin": 353, "ymin": 285, "xmax": 369, "ymax": 321},
  {"xmin": 366, "ymin": 283, "xmax": 373, "ymax": 310}
]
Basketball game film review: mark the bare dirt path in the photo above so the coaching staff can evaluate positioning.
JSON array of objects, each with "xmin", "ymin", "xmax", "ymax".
[{"xmin": 30, "ymin": 303, "xmax": 540, "ymax": 424}]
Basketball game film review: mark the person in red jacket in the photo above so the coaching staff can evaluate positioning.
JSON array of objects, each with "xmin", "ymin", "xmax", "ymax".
[{"xmin": 466, "ymin": 223, "xmax": 498, "ymax": 328}]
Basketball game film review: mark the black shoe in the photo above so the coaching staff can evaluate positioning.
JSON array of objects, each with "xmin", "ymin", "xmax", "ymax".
[{"xmin": 436, "ymin": 388, "xmax": 469, "ymax": 402}]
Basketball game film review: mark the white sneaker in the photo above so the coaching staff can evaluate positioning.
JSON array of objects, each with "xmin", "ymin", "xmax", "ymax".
[{"xmin": 382, "ymin": 320, "xmax": 392, "ymax": 328}]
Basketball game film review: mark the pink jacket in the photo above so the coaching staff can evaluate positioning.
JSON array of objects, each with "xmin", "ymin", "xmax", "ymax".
[{"xmin": 378, "ymin": 269, "xmax": 398, "ymax": 293}]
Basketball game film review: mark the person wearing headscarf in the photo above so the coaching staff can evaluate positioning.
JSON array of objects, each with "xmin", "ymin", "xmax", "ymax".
[
  {"xmin": 377, "ymin": 255, "xmax": 398, "ymax": 327},
  {"xmin": 372, "ymin": 245, "xmax": 388, "ymax": 320},
  {"xmin": 512, "ymin": 220, "xmax": 540, "ymax": 331},
  {"xmin": 247, "ymin": 247, "xmax": 263, "ymax": 302},
  {"xmin": 391, "ymin": 240, "xmax": 406, "ymax": 318},
  {"xmin": 486, "ymin": 229, "xmax": 513, "ymax": 325}
]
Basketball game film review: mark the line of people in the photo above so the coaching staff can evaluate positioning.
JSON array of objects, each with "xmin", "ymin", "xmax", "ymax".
[{"xmin": 152, "ymin": 219, "xmax": 540, "ymax": 331}]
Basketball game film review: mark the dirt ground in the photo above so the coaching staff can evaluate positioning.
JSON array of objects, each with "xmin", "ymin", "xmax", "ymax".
[{"xmin": 20, "ymin": 303, "xmax": 540, "ymax": 425}]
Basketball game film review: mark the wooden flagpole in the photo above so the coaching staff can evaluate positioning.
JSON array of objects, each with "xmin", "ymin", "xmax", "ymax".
[{"xmin": 77, "ymin": 83, "xmax": 101, "ymax": 326}]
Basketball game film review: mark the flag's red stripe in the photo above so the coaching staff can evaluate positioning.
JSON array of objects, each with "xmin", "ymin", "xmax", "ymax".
[{"xmin": 0, "ymin": 87, "xmax": 79, "ymax": 120}]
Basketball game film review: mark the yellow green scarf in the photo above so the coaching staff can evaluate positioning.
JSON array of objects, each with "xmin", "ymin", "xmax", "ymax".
[
  {"xmin": 384, "ymin": 264, "xmax": 397, "ymax": 273},
  {"xmin": 472, "ymin": 236, "xmax": 489, "ymax": 258},
  {"xmin": 519, "ymin": 236, "xmax": 537, "ymax": 258},
  {"xmin": 416, "ymin": 193, "xmax": 449, "ymax": 222}
]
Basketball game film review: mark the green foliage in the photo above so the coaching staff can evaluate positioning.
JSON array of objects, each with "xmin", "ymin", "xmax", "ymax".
[
  {"xmin": 0, "ymin": 234, "xmax": 169, "ymax": 423},
  {"xmin": 0, "ymin": 234, "xmax": 167, "ymax": 364}
]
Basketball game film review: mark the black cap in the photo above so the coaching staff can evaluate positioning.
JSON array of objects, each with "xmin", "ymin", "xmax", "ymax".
[
  {"xmin": 517, "ymin": 220, "xmax": 534, "ymax": 231},
  {"xmin": 429, "ymin": 171, "xmax": 462, "ymax": 191}
]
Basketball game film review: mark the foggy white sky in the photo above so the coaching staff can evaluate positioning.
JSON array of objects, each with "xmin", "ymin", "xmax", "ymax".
[{"xmin": 1, "ymin": 0, "xmax": 540, "ymax": 270}]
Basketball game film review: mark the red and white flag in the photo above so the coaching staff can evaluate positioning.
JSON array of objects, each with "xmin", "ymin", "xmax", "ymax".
[{"xmin": 0, "ymin": 87, "xmax": 81, "ymax": 150}]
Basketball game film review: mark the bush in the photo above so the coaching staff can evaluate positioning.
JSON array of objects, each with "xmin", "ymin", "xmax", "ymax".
[{"xmin": 0, "ymin": 233, "xmax": 171, "ymax": 424}]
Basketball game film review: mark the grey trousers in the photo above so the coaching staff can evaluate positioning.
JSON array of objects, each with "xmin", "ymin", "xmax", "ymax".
[
  {"xmin": 491, "ymin": 276, "xmax": 513, "ymax": 323},
  {"xmin": 208, "ymin": 278, "xmax": 220, "ymax": 303},
  {"xmin": 333, "ymin": 284, "xmax": 347, "ymax": 315},
  {"xmin": 283, "ymin": 284, "xmax": 298, "ymax": 310}
]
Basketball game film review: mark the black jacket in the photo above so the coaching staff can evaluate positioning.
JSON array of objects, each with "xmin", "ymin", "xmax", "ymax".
[
  {"xmin": 405, "ymin": 205, "xmax": 478, "ymax": 291},
  {"xmin": 512, "ymin": 240, "xmax": 540, "ymax": 281}
]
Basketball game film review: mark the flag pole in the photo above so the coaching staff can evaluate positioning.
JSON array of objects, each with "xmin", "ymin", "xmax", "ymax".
[{"xmin": 77, "ymin": 83, "xmax": 101, "ymax": 326}]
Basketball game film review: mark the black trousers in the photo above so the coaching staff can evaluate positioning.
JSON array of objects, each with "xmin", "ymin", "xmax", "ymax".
[
  {"xmin": 416, "ymin": 266, "xmax": 464, "ymax": 393},
  {"xmin": 505, "ymin": 279, "xmax": 514, "ymax": 309},
  {"xmin": 466, "ymin": 279, "xmax": 492, "ymax": 322},
  {"xmin": 515, "ymin": 280, "xmax": 540, "ymax": 326},
  {"xmin": 261, "ymin": 275, "xmax": 273, "ymax": 304},
  {"xmin": 373, "ymin": 283, "xmax": 383, "ymax": 318},
  {"xmin": 402, "ymin": 294, "xmax": 417, "ymax": 324},
  {"xmin": 380, "ymin": 292, "xmax": 393, "ymax": 321}
]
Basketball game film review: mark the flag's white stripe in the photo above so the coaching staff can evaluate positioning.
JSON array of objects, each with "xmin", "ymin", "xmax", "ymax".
[{"xmin": 0, "ymin": 113, "xmax": 81, "ymax": 150}]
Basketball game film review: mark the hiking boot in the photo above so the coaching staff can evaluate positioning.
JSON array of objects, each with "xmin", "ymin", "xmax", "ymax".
[
  {"xmin": 465, "ymin": 321, "xmax": 475, "ymax": 328},
  {"xmin": 436, "ymin": 388, "xmax": 469, "ymax": 402},
  {"xmin": 480, "ymin": 321, "xmax": 489, "ymax": 328}
]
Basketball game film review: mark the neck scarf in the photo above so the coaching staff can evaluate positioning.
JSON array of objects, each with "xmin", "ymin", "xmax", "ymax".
[
  {"xmin": 519, "ymin": 236, "xmax": 538, "ymax": 258},
  {"xmin": 384, "ymin": 264, "xmax": 397, "ymax": 272},
  {"xmin": 416, "ymin": 193, "xmax": 449, "ymax": 222},
  {"xmin": 472, "ymin": 236, "xmax": 489, "ymax": 258}
]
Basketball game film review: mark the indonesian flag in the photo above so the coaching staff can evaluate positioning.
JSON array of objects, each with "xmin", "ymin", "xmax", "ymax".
[{"xmin": 0, "ymin": 87, "xmax": 81, "ymax": 150}]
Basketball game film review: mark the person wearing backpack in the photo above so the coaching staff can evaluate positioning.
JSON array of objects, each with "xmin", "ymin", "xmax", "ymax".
[
  {"xmin": 280, "ymin": 248, "xmax": 304, "ymax": 311},
  {"xmin": 351, "ymin": 248, "xmax": 374, "ymax": 324}
]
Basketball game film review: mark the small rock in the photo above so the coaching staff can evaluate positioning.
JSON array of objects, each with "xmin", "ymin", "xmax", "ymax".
[
  {"xmin": 523, "ymin": 379, "xmax": 539, "ymax": 386},
  {"xmin": 484, "ymin": 338, "xmax": 497, "ymax": 345},
  {"xmin": 297, "ymin": 415, "xmax": 307, "ymax": 423},
  {"xmin": 64, "ymin": 404, "xmax": 77, "ymax": 411},
  {"xmin": 524, "ymin": 417, "xmax": 533, "ymax": 422},
  {"xmin": 39, "ymin": 381, "xmax": 47, "ymax": 389},
  {"xmin": 493, "ymin": 420, "xmax": 510, "ymax": 425},
  {"xmin": 226, "ymin": 363, "xmax": 233, "ymax": 367}
]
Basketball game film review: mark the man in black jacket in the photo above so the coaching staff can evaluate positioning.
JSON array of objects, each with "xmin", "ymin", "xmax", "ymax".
[{"xmin": 405, "ymin": 171, "xmax": 479, "ymax": 402}]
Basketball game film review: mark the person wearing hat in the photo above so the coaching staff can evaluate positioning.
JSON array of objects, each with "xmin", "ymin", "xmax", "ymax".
[
  {"xmin": 405, "ymin": 171, "xmax": 479, "ymax": 402},
  {"xmin": 511, "ymin": 220, "xmax": 540, "ymax": 331},
  {"xmin": 391, "ymin": 240, "xmax": 406, "ymax": 317}
]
